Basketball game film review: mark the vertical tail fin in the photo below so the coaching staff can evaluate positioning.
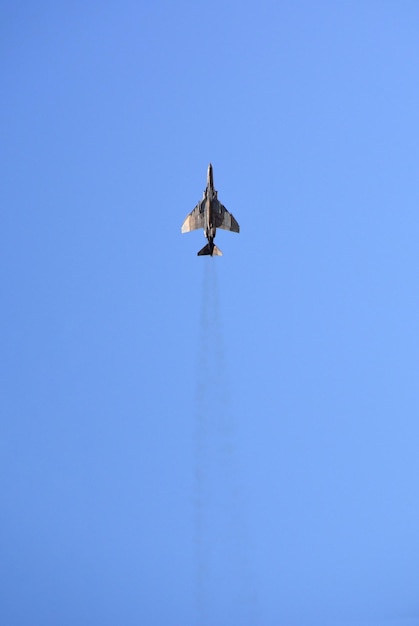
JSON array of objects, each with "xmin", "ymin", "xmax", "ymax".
[{"xmin": 197, "ymin": 243, "xmax": 222, "ymax": 256}]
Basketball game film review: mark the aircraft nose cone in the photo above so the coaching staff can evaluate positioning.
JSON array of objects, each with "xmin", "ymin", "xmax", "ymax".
[{"xmin": 207, "ymin": 163, "xmax": 213, "ymax": 186}]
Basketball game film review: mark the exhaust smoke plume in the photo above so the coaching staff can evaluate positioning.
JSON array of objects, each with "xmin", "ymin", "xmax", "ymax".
[{"xmin": 193, "ymin": 261, "xmax": 258, "ymax": 626}]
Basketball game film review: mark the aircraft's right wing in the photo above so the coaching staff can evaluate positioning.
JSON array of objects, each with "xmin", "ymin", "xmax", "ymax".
[
  {"xmin": 216, "ymin": 204, "xmax": 240, "ymax": 233},
  {"xmin": 181, "ymin": 200, "xmax": 205, "ymax": 233}
]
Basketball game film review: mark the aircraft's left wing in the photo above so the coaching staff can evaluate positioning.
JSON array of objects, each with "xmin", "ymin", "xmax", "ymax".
[
  {"xmin": 215, "ymin": 204, "xmax": 240, "ymax": 233},
  {"xmin": 181, "ymin": 200, "xmax": 205, "ymax": 233}
]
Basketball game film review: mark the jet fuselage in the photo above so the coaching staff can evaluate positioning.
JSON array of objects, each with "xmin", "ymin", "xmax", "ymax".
[
  {"xmin": 181, "ymin": 163, "xmax": 239, "ymax": 256},
  {"xmin": 204, "ymin": 164, "xmax": 217, "ymax": 245}
]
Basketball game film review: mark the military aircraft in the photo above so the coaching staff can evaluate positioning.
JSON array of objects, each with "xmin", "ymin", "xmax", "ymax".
[{"xmin": 181, "ymin": 164, "xmax": 240, "ymax": 256}]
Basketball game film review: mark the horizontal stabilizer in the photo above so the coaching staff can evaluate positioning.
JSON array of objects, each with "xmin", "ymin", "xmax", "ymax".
[{"xmin": 197, "ymin": 243, "xmax": 223, "ymax": 257}]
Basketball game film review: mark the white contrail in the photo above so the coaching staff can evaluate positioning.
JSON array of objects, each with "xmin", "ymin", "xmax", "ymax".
[
  {"xmin": 193, "ymin": 260, "xmax": 258, "ymax": 626},
  {"xmin": 193, "ymin": 261, "xmax": 210, "ymax": 626}
]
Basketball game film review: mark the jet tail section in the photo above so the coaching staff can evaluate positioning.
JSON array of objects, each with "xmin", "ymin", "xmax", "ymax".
[{"xmin": 197, "ymin": 243, "xmax": 222, "ymax": 257}]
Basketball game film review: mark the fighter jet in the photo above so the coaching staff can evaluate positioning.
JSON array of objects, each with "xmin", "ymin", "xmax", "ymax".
[{"xmin": 181, "ymin": 164, "xmax": 240, "ymax": 256}]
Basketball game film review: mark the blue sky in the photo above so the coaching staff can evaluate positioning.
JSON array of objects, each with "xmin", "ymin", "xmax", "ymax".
[{"xmin": 2, "ymin": 2, "xmax": 419, "ymax": 625}]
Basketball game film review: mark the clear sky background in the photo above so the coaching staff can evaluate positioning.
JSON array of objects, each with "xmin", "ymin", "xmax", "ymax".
[{"xmin": 1, "ymin": 2, "xmax": 419, "ymax": 625}]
